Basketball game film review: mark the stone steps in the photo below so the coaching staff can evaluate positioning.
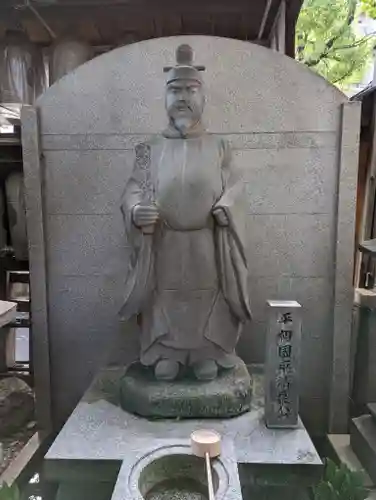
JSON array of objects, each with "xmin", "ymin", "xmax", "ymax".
[
  {"xmin": 327, "ymin": 434, "xmax": 373, "ymax": 487},
  {"xmin": 327, "ymin": 403, "xmax": 376, "ymax": 499},
  {"xmin": 327, "ymin": 433, "xmax": 375, "ymax": 499},
  {"xmin": 351, "ymin": 414, "xmax": 376, "ymax": 486},
  {"xmin": 368, "ymin": 403, "xmax": 376, "ymax": 421}
]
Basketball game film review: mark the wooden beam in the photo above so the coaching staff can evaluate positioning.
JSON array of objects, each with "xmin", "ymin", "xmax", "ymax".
[
  {"xmin": 285, "ymin": 0, "xmax": 303, "ymax": 57},
  {"xmin": 1, "ymin": 1, "xmax": 295, "ymax": 46},
  {"xmin": 0, "ymin": 0, "xmax": 264, "ymax": 16},
  {"xmin": 1, "ymin": 6, "xmax": 265, "ymax": 44}
]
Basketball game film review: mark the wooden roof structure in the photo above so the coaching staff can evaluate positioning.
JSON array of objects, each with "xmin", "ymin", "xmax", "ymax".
[
  {"xmin": 0, "ymin": 0, "xmax": 303, "ymax": 57},
  {"xmin": 351, "ymin": 83, "xmax": 376, "ymax": 289}
]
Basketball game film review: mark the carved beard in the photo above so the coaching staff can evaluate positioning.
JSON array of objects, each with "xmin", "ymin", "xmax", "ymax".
[
  {"xmin": 168, "ymin": 103, "xmax": 202, "ymax": 137},
  {"xmin": 172, "ymin": 115, "xmax": 198, "ymax": 136}
]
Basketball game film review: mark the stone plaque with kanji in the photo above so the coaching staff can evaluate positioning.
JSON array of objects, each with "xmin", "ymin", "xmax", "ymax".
[{"xmin": 265, "ymin": 300, "xmax": 302, "ymax": 428}]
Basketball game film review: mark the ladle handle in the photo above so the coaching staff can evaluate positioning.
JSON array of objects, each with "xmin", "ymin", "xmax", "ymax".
[{"xmin": 205, "ymin": 452, "xmax": 215, "ymax": 500}]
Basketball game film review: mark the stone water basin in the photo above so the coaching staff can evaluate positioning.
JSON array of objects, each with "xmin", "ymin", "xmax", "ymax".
[
  {"xmin": 127, "ymin": 444, "xmax": 230, "ymax": 500},
  {"xmin": 145, "ymin": 477, "xmax": 208, "ymax": 500}
]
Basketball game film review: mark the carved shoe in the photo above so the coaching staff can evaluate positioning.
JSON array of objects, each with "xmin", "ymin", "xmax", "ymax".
[
  {"xmin": 154, "ymin": 359, "xmax": 180, "ymax": 381},
  {"xmin": 216, "ymin": 353, "xmax": 237, "ymax": 370},
  {"xmin": 193, "ymin": 359, "xmax": 218, "ymax": 381}
]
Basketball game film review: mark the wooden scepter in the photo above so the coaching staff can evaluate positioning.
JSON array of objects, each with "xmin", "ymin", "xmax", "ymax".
[{"xmin": 135, "ymin": 142, "xmax": 155, "ymax": 235}]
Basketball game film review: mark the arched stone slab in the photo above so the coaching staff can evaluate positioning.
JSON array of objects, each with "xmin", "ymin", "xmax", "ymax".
[{"xmin": 21, "ymin": 35, "xmax": 358, "ymax": 434}]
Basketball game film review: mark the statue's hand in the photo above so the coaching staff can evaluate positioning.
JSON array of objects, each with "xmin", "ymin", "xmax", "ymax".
[
  {"xmin": 212, "ymin": 207, "xmax": 229, "ymax": 227},
  {"xmin": 132, "ymin": 204, "xmax": 159, "ymax": 228}
]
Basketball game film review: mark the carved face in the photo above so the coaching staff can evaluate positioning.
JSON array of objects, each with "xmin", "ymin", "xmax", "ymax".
[{"xmin": 165, "ymin": 79, "xmax": 205, "ymax": 135}]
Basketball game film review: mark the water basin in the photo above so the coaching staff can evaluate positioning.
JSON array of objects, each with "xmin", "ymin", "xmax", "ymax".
[
  {"xmin": 139, "ymin": 453, "xmax": 218, "ymax": 500},
  {"xmin": 145, "ymin": 476, "xmax": 208, "ymax": 500}
]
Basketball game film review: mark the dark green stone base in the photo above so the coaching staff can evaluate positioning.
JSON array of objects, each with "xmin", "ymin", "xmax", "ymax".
[{"xmin": 119, "ymin": 357, "xmax": 252, "ymax": 419}]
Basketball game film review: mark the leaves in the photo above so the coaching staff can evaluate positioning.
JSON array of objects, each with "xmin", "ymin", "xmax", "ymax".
[
  {"xmin": 360, "ymin": 0, "xmax": 376, "ymax": 19},
  {"xmin": 313, "ymin": 480, "xmax": 337, "ymax": 500},
  {"xmin": 0, "ymin": 483, "xmax": 20, "ymax": 500},
  {"xmin": 311, "ymin": 459, "xmax": 369, "ymax": 500},
  {"xmin": 296, "ymin": 0, "xmax": 375, "ymax": 92}
]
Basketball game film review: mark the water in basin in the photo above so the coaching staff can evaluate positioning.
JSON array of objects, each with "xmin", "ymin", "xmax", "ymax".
[{"xmin": 145, "ymin": 476, "xmax": 208, "ymax": 500}]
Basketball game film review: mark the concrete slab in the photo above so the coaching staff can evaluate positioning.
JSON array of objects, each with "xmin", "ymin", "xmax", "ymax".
[
  {"xmin": 327, "ymin": 434, "xmax": 373, "ymax": 488},
  {"xmin": 368, "ymin": 404, "xmax": 376, "ymax": 421},
  {"xmin": 45, "ymin": 368, "xmax": 322, "ymax": 487},
  {"xmin": 354, "ymin": 289, "xmax": 376, "ymax": 310},
  {"xmin": 0, "ymin": 301, "xmax": 17, "ymax": 328},
  {"xmin": 351, "ymin": 415, "xmax": 376, "ymax": 485}
]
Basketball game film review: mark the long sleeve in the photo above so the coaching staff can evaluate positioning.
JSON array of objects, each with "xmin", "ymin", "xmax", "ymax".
[
  {"xmin": 119, "ymin": 145, "xmax": 155, "ymax": 320},
  {"xmin": 214, "ymin": 139, "xmax": 252, "ymax": 322}
]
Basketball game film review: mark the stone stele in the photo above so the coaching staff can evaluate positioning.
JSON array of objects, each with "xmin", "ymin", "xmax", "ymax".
[{"xmin": 120, "ymin": 358, "xmax": 252, "ymax": 419}]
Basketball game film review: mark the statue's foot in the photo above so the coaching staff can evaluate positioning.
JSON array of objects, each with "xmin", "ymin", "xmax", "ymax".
[
  {"xmin": 216, "ymin": 353, "xmax": 237, "ymax": 370},
  {"xmin": 154, "ymin": 359, "xmax": 180, "ymax": 381},
  {"xmin": 193, "ymin": 359, "xmax": 218, "ymax": 381}
]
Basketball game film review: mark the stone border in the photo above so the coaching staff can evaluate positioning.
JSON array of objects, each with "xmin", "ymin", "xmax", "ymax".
[
  {"xmin": 329, "ymin": 101, "xmax": 361, "ymax": 433},
  {"xmin": 41, "ymin": 131, "xmax": 337, "ymax": 152},
  {"xmin": 21, "ymin": 106, "xmax": 52, "ymax": 436}
]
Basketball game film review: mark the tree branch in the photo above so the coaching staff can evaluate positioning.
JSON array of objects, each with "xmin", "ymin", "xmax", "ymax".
[
  {"xmin": 326, "ymin": 54, "xmax": 343, "ymax": 62},
  {"xmin": 334, "ymin": 32, "xmax": 376, "ymax": 50},
  {"xmin": 332, "ymin": 60, "xmax": 358, "ymax": 83}
]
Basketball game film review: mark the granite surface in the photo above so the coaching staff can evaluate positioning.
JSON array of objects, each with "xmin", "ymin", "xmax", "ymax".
[
  {"xmin": 110, "ymin": 440, "xmax": 242, "ymax": 500},
  {"xmin": 45, "ymin": 368, "xmax": 321, "ymax": 484},
  {"xmin": 330, "ymin": 101, "xmax": 361, "ymax": 433},
  {"xmin": 351, "ymin": 415, "xmax": 376, "ymax": 485},
  {"xmin": 0, "ymin": 301, "xmax": 17, "ymax": 328},
  {"xmin": 25, "ymin": 34, "xmax": 354, "ymax": 435},
  {"xmin": 119, "ymin": 360, "xmax": 252, "ymax": 418},
  {"xmin": 359, "ymin": 238, "xmax": 376, "ymax": 257},
  {"xmin": 369, "ymin": 404, "xmax": 376, "ymax": 422},
  {"xmin": 56, "ymin": 482, "xmax": 115, "ymax": 500},
  {"xmin": 354, "ymin": 289, "xmax": 376, "ymax": 310},
  {"xmin": 264, "ymin": 301, "xmax": 301, "ymax": 428}
]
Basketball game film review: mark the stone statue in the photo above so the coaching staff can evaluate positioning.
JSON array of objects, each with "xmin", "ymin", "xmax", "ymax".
[{"xmin": 120, "ymin": 44, "xmax": 251, "ymax": 383}]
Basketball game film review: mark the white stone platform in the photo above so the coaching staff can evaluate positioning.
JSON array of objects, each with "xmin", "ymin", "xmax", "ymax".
[
  {"xmin": 45, "ymin": 367, "xmax": 322, "ymax": 500},
  {"xmin": 0, "ymin": 301, "xmax": 17, "ymax": 328}
]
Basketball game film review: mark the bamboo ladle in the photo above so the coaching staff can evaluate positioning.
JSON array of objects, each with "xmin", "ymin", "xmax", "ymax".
[{"xmin": 191, "ymin": 429, "xmax": 221, "ymax": 500}]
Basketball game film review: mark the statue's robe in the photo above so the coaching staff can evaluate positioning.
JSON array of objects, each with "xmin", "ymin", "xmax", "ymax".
[{"xmin": 120, "ymin": 127, "xmax": 251, "ymax": 366}]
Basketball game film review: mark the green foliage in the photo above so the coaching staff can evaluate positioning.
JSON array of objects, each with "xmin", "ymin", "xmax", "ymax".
[
  {"xmin": 311, "ymin": 458, "xmax": 369, "ymax": 500},
  {"xmin": 360, "ymin": 0, "xmax": 376, "ymax": 19},
  {"xmin": 0, "ymin": 483, "xmax": 20, "ymax": 500},
  {"xmin": 296, "ymin": 0, "xmax": 375, "ymax": 91}
]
